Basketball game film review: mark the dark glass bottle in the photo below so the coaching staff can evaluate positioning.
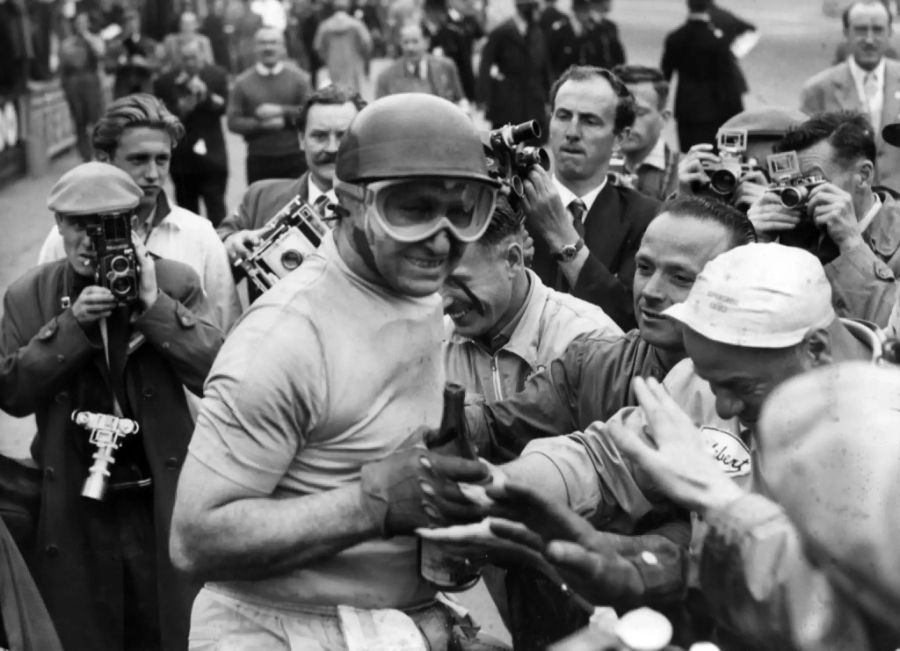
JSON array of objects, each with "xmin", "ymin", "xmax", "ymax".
[{"xmin": 418, "ymin": 382, "xmax": 481, "ymax": 591}]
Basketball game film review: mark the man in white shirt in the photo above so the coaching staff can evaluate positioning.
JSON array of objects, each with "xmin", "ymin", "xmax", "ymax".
[
  {"xmin": 800, "ymin": 0, "xmax": 900, "ymax": 192},
  {"xmin": 37, "ymin": 94, "xmax": 240, "ymax": 331},
  {"xmin": 218, "ymin": 85, "xmax": 366, "ymax": 304}
]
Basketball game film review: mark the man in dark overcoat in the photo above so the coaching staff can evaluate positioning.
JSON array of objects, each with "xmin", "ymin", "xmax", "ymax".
[{"xmin": 0, "ymin": 162, "xmax": 224, "ymax": 651}]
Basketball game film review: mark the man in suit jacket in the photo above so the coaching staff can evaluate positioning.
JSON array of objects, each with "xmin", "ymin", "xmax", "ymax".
[
  {"xmin": 573, "ymin": 0, "xmax": 626, "ymax": 70},
  {"xmin": 219, "ymin": 85, "xmax": 365, "ymax": 303},
  {"xmin": 423, "ymin": 0, "xmax": 480, "ymax": 101},
  {"xmin": 660, "ymin": 0, "xmax": 744, "ymax": 151},
  {"xmin": 801, "ymin": 0, "xmax": 900, "ymax": 193},
  {"xmin": 522, "ymin": 66, "xmax": 659, "ymax": 331},
  {"xmin": 375, "ymin": 22, "xmax": 465, "ymax": 105},
  {"xmin": 478, "ymin": 0, "xmax": 552, "ymax": 138},
  {"xmin": 154, "ymin": 39, "xmax": 229, "ymax": 226}
]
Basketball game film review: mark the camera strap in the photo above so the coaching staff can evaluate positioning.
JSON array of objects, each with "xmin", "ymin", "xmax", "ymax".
[{"xmin": 98, "ymin": 309, "xmax": 131, "ymax": 418}]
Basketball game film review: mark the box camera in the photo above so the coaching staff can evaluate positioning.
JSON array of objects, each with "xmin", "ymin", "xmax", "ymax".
[
  {"xmin": 237, "ymin": 195, "xmax": 330, "ymax": 294},
  {"xmin": 699, "ymin": 129, "xmax": 752, "ymax": 196},
  {"xmin": 87, "ymin": 212, "xmax": 140, "ymax": 306},
  {"xmin": 483, "ymin": 121, "xmax": 550, "ymax": 201},
  {"xmin": 766, "ymin": 151, "xmax": 826, "ymax": 211}
]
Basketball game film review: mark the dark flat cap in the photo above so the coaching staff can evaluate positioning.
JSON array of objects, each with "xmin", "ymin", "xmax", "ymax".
[
  {"xmin": 883, "ymin": 122, "xmax": 900, "ymax": 147},
  {"xmin": 720, "ymin": 107, "xmax": 808, "ymax": 138},
  {"xmin": 47, "ymin": 162, "xmax": 142, "ymax": 216}
]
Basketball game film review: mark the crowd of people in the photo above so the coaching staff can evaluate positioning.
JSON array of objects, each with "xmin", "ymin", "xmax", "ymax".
[{"xmin": 1, "ymin": 0, "xmax": 900, "ymax": 650}]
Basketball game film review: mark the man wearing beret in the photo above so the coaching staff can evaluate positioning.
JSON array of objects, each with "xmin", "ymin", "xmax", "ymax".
[{"xmin": 0, "ymin": 162, "xmax": 224, "ymax": 651}]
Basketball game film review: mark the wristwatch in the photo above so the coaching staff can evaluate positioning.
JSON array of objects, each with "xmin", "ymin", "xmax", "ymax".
[{"xmin": 553, "ymin": 238, "xmax": 585, "ymax": 262}]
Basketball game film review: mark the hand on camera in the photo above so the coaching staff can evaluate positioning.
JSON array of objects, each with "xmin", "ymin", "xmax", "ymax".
[
  {"xmin": 521, "ymin": 166, "xmax": 578, "ymax": 250},
  {"xmin": 806, "ymin": 182, "xmax": 864, "ymax": 253},
  {"xmin": 747, "ymin": 191, "xmax": 802, "ymax": 241},
  {"xmin": 677, "ymin": 143, "xmax": 718, "ymax": 193},
  {"xmin": 131, "ymin": 234, "xmax": 159, "ymax": 310},
  {"xmin": 71, "ymin": 287, "xmax": 117, "ymax": 326},
  {"xmin": 225, "ymin": 229, "xmax": 262, "ymax": 263},
  {"xmin": 359, "ymin": 444, "xmax": 491, "ymax": 537}
]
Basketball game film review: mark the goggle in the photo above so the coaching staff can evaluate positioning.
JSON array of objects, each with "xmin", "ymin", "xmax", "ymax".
[{"xmin": 336, "ymin": 178, "xmax": 498, "ymax": 243}]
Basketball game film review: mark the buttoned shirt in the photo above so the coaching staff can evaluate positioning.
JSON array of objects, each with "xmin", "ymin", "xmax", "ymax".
[
  {"xmin": 628, "ymin": 137, "xmax": 667, "ymax": 173},
  {"xmin": 307, "ymin": 176, "xmax": 336, "ymax": 208},
  {"xmin": 552, "ymin": 176, "xmax": 607, "ymax": 223},
  {"xmin": 849, "ymin": 56, "xmax": 885, "ymax": 130}
]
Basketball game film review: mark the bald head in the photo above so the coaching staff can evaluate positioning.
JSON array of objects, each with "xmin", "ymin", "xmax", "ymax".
[{"xmin": 400, "ymin": 22, "xmax": 428, "ymax": 62}]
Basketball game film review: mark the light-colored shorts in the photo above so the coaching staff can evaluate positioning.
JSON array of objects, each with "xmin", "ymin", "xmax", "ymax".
[{"xmin": 188, "ymin": 586, "xmax": 453, "ymax": 651}]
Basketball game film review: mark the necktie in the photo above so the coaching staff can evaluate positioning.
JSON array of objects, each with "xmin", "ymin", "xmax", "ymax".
[
  {"xmin": 568, "ymin": 199, "xmax": 586, "ymax": 238},
  {"xmin": 864, "ymin": 72, "xmax": 880, "ymax": 131}
]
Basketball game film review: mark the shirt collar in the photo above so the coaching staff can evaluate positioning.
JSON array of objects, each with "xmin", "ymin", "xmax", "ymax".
[
  {"xmin": 307, "ymin": 176, "xmax": 337, "ymax": 207},
  {"xmin": 848, "ymin": 56, "xmax": 885, "ymax": 87},
  {"xmin": 256, "ymin": 61, "xmax": 285, "ymax": 76},
  {"xmin": 630, "ymin": 138, "xmax": 668, "ymax": 173},
  {"xmin": 553, "ymin": 175, "xmax": 607, "ymax": 218},
  {"xmin": 858, "ymin": 192, "xmax": 883, "ymax": 233}
]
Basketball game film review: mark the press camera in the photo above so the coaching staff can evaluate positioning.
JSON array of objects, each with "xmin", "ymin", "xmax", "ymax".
[
  {"xmin": 766, "ymin": 151, "xmax": 826, "ymax": 212},
  {"xmin": 236, "ymin": 195, "xmax": 331, "ymax": 294},
  {"xmin": 86, "ymin": 212, "xmax": 140, "ymax": 305},
  {"xmin": 483, "ymin": 121, "xmax": 550, "ymax": 201},
  {"xmin": 699, "ymin": 129, "xmax": 756, "ymax": 196},
  {"xmin": 72, "ymin": 410, "xmax": 140, "ymax": 501}
]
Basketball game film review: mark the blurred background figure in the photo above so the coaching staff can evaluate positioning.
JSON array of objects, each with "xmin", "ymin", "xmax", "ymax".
[
  {"xmin": 314, "ymin": 0, "xmax": 373, "ymax": 91},
  {"xmin": 106, "ymin": 8, "xmax": 162, "ymax": 99},
  {"xmin": 478, "ymin": 0, "xmax": 551, "ymax": 136},
  {"xmin": 201, "ymin": 0, "xmax": 232, "ymax": 69},
  {"xmin": 661, "ymin": 0, "xmax": 745, "ymax": 151},
  {"xmin": 540, "ymin": 0, "xmax": 577, "ymax": 81},
  {"xmin": 59, "ymin": 11, "xmax": 105, "ymax": 162},
  {"xmin": 573, "ymin": 0, "xmax": 626, "ymax": 69},
  {"xmin": 422, "ymin": 0, "xmax": 479, "ymax": 103},
  {"xmin": 227, "ymin": 26, "xmax": 313, "ymax": 184},
  {"xmin": 225, "ymin": 0, "xmax": 264, "ymax": 73},
  {"xmin": 155, "ymin": 39, "xmax": 230, "ymax": 226},
  {"xmin": 162, "ymin": 10, "xmax": 215, "ymax": 72},
  {"xmin": 375, "ymin": 22, "xmax": 465, "ymax": 106}
]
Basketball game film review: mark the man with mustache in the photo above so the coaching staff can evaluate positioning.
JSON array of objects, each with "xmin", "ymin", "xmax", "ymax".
[
  {"xmin": 219, "ymin": 85, "xmax": 366, "ymax": 304},
  {"xmin": 800, "ymin": 0, "xmax": 900, "ymax": 193}
]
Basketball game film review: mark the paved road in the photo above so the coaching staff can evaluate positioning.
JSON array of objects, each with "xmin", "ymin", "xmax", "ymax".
[{"xmin": 0, "ymin": 0, "xmax": 858, "ymax": 642}]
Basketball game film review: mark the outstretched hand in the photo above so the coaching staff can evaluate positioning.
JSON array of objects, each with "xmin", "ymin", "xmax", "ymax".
[{"xmin": 606, "ymin": 377, "xmax": 744, "ymax": 515}]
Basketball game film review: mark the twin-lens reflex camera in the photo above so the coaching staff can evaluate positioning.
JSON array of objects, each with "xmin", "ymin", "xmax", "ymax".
[{"xmin": 87, "ymin": 212, "xmax": 141, "ymax": 305}]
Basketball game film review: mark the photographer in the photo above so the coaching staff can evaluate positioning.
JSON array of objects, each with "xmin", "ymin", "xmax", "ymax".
[
  {"xmin": 155, "ymin": 39, "xmax": 230, "ymax": 226},
  {"xmin": 676, "ymin": 106, "xmax": 806, "ymax": 210},
  {"xmin": 0, "ymin": 163, "xmax": 224, "ymax": 651},
  {"xmin": 748, "ymin": 111, "xmax": 900, "ymax": 326}
]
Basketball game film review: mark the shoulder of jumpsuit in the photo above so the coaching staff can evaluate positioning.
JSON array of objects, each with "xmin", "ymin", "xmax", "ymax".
[
  {"xmin": 866, "ymin": 191, "xmax": 900, "ymax": 264},
  {"xmin": 242, "ymin": 175, "xmax": 308, "ymax": 228},
  {"xmin": 528, "ymin": 269, "xmax": 625, "ymax": 345}
]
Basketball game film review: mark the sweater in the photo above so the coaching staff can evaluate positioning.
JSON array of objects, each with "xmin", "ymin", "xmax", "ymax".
[{"xmin": 226, "ymin": 65, "xmax": 312, "ymax": 158}]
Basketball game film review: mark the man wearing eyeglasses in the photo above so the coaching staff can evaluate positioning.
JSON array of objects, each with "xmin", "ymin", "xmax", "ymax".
[{"xmin": 169, "ymin": 94, "xmax": 501, "ymax": 650}]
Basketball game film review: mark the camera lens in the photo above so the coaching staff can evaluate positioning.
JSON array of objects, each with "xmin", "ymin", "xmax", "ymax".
[
  {"xmin": 780, "ymin": 187, "xmax": 805, "ymax": 209},
  {"xmin": 281, "ymin": 250, "xmax": 304, "ymax": 271},
  {"xmin": 110, "ymin": 255, "xmax": 130, "ymax": 273},
  {"xmin": 112, "ymin": 277, "xmax": 134, "ymax": 296},
  {"xmin": 710, "ymin": 170, "xmax": 737, "ymax": 195}
]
